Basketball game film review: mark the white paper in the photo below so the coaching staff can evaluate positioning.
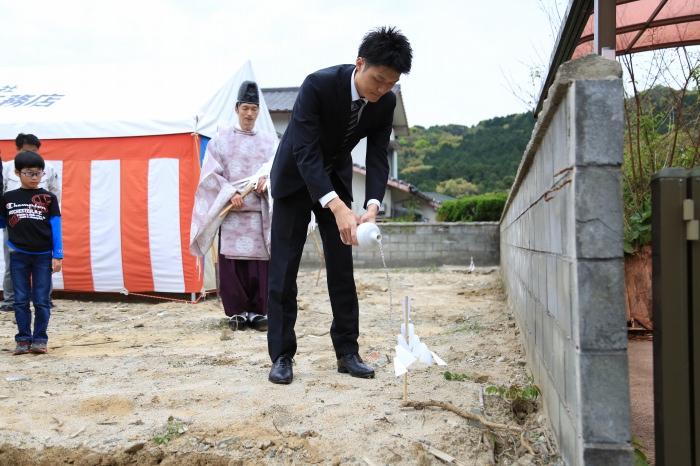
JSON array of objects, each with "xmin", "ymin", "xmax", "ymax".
[
  {"xmin": 397, "ymin": 334, "xmax": 410, "ymax": 350},
  {"xmin": 395, "ymin": 344, "xmax": 417, "ymax": 370},
  {"xmin": 409, "ymin": 333, "xmax": 421, "ymax": 357},
  {"xmin": 394, "ymin": 355, "xmax": 408, "ymax": 377},
  {"xmin": 431, "ymin": 351, "xmax": 447, "ymax": 366},
  {"xmin": 419, "ymin": 343, "xmax": 433, "ymax": 365}
]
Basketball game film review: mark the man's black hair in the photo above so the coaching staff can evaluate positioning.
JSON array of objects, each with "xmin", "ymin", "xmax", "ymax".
[
  {"xmin": 15, "ymin": 150, "xmax": 45, "ymax": 171},
  {"xmin": 358, "ymin": 26, "xmax": 412, "ymax": 75},
  {"xmin": 15, "ymin": 133, "xmax": 41, "ymax": 150}
]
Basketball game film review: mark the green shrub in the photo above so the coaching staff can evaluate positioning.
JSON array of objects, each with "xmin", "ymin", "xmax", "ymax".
[
  {"xmin": 437, "ymin": 192, "xmax": 508, "ymax": 222},
  {"xmin": 623, "ymin": 203, "xmax": 652, "ymax": 254}
]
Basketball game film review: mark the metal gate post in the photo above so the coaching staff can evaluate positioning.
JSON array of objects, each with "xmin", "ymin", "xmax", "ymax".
[
  {"xmin": 651, "ymin": 168, "xmax": 691, "ymax": 465},
  {"xmin": 690, "ymin": 167, "xmax": 700, "ymax": 466}
]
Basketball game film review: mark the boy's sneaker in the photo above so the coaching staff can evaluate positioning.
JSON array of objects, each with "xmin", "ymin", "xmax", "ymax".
[
  {"xmin": 30, "ymin": 341, "xmax": 47, "ymax": 354},
  {"xmin": 12, "ymin": 341, "xmax": 31, "ymax": 355}
]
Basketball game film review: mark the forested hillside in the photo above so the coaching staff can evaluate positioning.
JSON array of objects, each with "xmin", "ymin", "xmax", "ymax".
[{"xmin": 397, "ymin": 112, "xmax": 535, "ymax": 197}]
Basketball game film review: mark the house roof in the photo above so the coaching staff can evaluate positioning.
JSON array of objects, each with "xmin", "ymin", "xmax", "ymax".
[
  {"xmin": 421, "ymin": 192, "xmax": 458, "ymax": 204},
  {"xmin": 352, "ymin": 163, "xmax": 441, "ymax": 210},
  {"xmin": 262, "ymin": 87, "xmax": 299, "ymax": 112},
  {"xmin": 262, "ymin": 85, "xmax": 409, "ymax": 136}
]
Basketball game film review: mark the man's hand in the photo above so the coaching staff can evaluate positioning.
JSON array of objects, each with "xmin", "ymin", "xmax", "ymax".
[
  {"xmin": 229, "ymin": 192, "xmax": 244, "ymax": 210},
  {"xmin": 328, "ymin": 198, "xmax": 361, "ymax": 246},
  {"xmin": 255, "ymin": 177, "xmax": 268, "ymax": 194},
  {"xmin": 361, "ymin": 203, "xmax": 379, "ymax": 224}
]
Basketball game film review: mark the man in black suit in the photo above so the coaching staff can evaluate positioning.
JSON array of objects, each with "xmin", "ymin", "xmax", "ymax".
[{"xmin": 267, "ymin": 26, "xmax": 412, "ymax": 384}]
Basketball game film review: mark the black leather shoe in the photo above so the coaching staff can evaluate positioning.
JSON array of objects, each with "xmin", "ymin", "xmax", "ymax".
[
  {"xmin": 269, "ymin": 356, "xmax": 293, "ymax": 384},
  {"xmin": 249, "ymin": 315, "xmax": 268, "ymax": 332},
  {"xmin": 228, "ymin": 315, "xmax": 247, "ymax": 331},
  {"xmin": 337, "ymin": 353, "xmax": 375, "ymax": 378}
]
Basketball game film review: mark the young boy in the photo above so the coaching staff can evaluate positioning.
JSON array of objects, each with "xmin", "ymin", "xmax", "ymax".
[
  {"xmin": 0, "ymin": 151, "xmax": 63, "ymax": 355},
  {"xmin": 1, "ymin": 133, "xmax": 62, "ymax": 312}
]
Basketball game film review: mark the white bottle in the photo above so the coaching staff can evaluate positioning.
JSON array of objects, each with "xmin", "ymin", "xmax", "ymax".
[{"xmin": 356, "ymin": 222, "xmax": 382, "ymax": 250}]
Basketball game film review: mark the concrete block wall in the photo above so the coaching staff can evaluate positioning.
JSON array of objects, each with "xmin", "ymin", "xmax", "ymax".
[
  {"xmin": 299, "ymin": 222, "xmax": 499, "ymax": 269},
  {"xmin": 500, "ymin": 54, "xmax": 632, "ymax": 465}
]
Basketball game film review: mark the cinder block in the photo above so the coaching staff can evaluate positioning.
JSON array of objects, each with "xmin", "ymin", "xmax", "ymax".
[
  {"xmin": 573, "ymin": 80, "xmax": 624, "ymax": 167},
  {"xmin": 527, "ymin": 289, "xmax": 536, "ymax": 340},
  {"xmin": 537, "ymin": 254, "xmax": 547, "ymax": 305},
  {"xmin": 582, "ymin": 446, "xmax": 634, "ymax": 466},
  {"xmin": 388, "ymin": 251, "xmax": 410, "ymax": 262},
  {"xmin": 579, "ymin": 351, "xmax": 632, "ymax": 443},
  {"xmin": 560, "ymin": 197, "xmax": 575, "ymax": 258},
  {"xmin": 391, "ymin": 234, "xmax": 409, "ymax": 244},
  {"xmin": 549, "ymin": 203, "xmax": 563, "ymax": 254},
  {"xmin": 535, "ymin": 297, "xmax": 544, "ymax": 350},
  {"xmin": 466, "ymin": 242, "xmax": 488, "ymax": 253},
  {"xmin": 557, "ymin": 259, "xmax": 573, "ymax": 340},
  {"xmin": 576, "ymin": 259, "xmax": 627, "ymax": 350},
  {"xmin": 541, "ymin": 367, "xmax": 560, "ymax": 434},
  {"xmin": 551, "ymin": 324, "xmax": 566, "ymax": 395},
  {"xmin": 433, "ymin": 241, "xmax": 453, "ymax": 252},
  {"xmin": 564, "ymin": 339, "xmax": 579, "ymax": 409},
  {"xmin": 542, "ymin": 306, "xmax": 554, "ymax": 371},
  {"xmin": 547, "ymin": 255, "xmax": 558, "ymax": 319},
  {"xmin": 574, "ymin": 167, "xmax": 624, "ymax": 259},
  {"xmin": 558, "ymin": 404, "xmax": 579, "ymax": 466}
]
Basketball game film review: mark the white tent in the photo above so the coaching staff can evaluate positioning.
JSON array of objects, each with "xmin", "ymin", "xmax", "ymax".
[{"xmin": 0, "ymin": 60, "xmax": 274, "ymax": 295}]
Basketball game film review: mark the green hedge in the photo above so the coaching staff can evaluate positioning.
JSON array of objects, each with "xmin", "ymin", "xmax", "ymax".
[{"xmin": 437, "ymin": 192, "xmax": 508, "ymax": 222}]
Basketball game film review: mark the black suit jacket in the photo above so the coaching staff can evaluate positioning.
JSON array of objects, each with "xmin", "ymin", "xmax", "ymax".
[{"xmin": 270, "ymin": 64, "xmax": 395, "ymax": 208}]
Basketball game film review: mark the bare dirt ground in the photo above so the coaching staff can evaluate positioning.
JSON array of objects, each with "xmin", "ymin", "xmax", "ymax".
[{"xmin": 0, "ymin": 266, "xmax": 561, "ymax": 465}]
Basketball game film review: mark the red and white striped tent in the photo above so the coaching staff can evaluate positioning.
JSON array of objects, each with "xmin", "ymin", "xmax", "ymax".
[{"xmin": 0, "ymin": 60, "xmax": 275, "ymax": 296}]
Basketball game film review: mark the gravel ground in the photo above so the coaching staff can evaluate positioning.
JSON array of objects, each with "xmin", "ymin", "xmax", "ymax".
[{"xmin": 0, "ymin": 266, "xmax": 561, "ymax": 465}]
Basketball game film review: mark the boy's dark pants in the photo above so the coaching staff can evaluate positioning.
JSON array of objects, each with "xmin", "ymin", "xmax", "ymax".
[{"xmin": 10, "ymin": 251, "xmax": 52, "ymax": 343}]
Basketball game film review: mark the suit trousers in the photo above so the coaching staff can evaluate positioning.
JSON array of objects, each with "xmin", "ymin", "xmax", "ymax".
[{"xmin": 267, "ymin": 188, "xmax": 360, "ymax": 362}]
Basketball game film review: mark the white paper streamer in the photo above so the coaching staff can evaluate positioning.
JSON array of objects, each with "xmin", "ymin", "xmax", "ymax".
[
  {"xmin": 394, "ymin": 355, "xmax": 408, "ymax": 377},
  {"xmin": 409, "ymin": 334, "xmax": 422, "ymax": 357},
  {"xmin": 419, "ymin": 343, "xmax": 433, "ymax": 365},
  {"xmin": 431, "ymin": 351, "xmax": 447, "ymax": 366},
  {"xmin": 394, "ymin": 344, "xmax": 417, "ymax": 377},
  {"xmin": 395, "ymin": 296, "xmax": 448, "ymax": 377}
]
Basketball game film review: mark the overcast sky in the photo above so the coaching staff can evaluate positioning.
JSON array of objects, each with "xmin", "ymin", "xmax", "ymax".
[{"xmin": 0, "ymin": 0, "xmax": 565, "ymax": 128}]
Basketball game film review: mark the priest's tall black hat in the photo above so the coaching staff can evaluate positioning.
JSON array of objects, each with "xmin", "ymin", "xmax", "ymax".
[{"xmin": 237, "ymin": 81, "xmax": 259, "ymax": 105}]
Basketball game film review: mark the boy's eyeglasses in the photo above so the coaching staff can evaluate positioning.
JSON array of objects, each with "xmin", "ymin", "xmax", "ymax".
[{"xmin": 20, "ymin": 171, "xmax": 45, "ymax": 178}]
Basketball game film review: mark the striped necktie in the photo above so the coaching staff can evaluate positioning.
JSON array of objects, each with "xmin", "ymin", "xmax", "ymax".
[{"xmin": 341, "ymin": 99, "xmax": 366, "ymax": 148}]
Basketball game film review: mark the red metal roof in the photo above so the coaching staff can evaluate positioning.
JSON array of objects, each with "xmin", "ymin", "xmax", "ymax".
[{"xmin": 573, "ymin": 0, "xmax": 700, "ymax": 57}]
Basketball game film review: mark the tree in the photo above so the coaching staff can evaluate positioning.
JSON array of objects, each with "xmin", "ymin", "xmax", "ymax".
[
  {"xmin": 621, "ymin": 47, "xmax": 700, "ymax": 253},
  {"xmin": 436, "ymin": 178, "xmax": 479, "ymax": 198}
]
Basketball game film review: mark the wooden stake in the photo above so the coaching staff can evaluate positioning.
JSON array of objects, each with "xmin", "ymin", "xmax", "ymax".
[
  {"xmin": 212, "ymin": 232, "xmax": 219, "ymax": 300},
  {"xmin": 403, "ymin": 295, "xmax": 409, "ymax": 402},
  {"xmin": 310, "ymin": 229, "xmax": 325, "ymax": 286},
  {"xmin": 219, "ymin": 185, "xmax": 255, "ymax": 217}
]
